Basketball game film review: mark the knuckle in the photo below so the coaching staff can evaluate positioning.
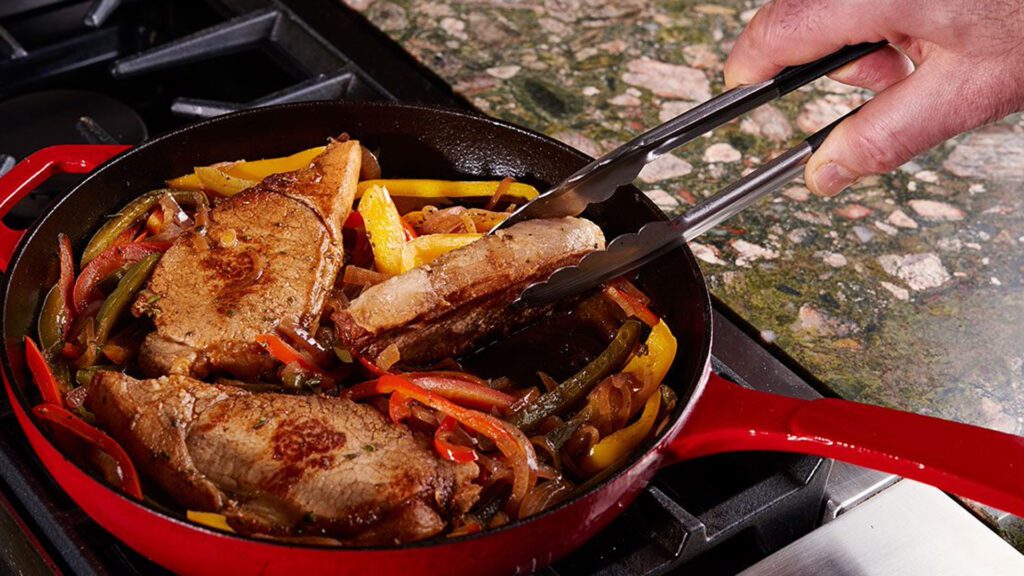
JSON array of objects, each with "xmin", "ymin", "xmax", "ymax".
[
  {"xmin": 747, "ymin": 1, "xmax": 791, "ymax": 54},
  {"xmin": 967, "ymin": 74, "xmax": 1023, "ymax": 124},
  {"xmin": 747, "ymin": 0, "xmax": 822, "ymax": 59},
  {"xmin": 847, "ymin": 121, "xmax": 917, "ymax": 174},
  {"xmin": 754, "ymin": 22, "xmax": 786, "ymax": 56}
]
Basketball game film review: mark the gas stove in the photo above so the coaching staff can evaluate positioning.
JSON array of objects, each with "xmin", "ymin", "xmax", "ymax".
[{"xmin": 0, "ymin": 2, "xmax": 1017, "ymax": 575}]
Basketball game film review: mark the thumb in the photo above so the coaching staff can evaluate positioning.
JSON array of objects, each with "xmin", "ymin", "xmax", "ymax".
[{"xmin": 806, "ymin": 57, "xmax": 1010, "ymax": 196}]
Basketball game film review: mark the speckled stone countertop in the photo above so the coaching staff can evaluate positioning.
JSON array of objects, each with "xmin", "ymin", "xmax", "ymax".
[{"xmin": 347, "ymin": 0, "xmax": 1024, "ymax": 519}]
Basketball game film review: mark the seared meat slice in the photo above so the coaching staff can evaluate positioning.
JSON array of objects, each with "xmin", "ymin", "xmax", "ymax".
[
  {"xmin": 334, "ymin": 217, "xmax": 604, "ymax": 366},
  {"xmin": 138, "ymin": 140, "xmax": 361, "ymax": 379},
  {"xmin": 86, "ymin": 372, "xmax": 479, "ymax": 543}
]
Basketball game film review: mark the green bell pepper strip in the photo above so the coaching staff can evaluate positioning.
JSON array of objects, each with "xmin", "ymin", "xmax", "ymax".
[
  {"xmin": 510, "ymin": 318, "xmax": 645, "ymax": 434},
  {"xmin": 81, "ymin": 189, "xmax": 208, "ymax": 266},
  {"xmin": 37, "ymin": 285, "xmax": 65, "ymax": 353},
  {"xmin": 75, "ymin": 366, "xmax": 119, "ymax": 388},
  {"xmin": 92, "ymin": 254, "xmax": 161, "ymax": 349}
]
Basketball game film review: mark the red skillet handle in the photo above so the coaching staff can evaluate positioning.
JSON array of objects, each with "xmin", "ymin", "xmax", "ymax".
[
  {"xmin": 0, "ymin": 145, "xmax": 130, "ymax": 273},
  {"xmin": 663, "ymin": 373, "xmax": 1024, "ymax": 516}
]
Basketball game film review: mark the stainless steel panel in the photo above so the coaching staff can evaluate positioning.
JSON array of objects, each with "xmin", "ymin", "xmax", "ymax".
[{"xmin": 740, "ymin": 481, "xmax": 1024, "ymax": 576}]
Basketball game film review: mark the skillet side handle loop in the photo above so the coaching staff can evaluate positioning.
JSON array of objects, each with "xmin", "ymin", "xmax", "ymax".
[
  {"xmin": 662, "ymin": 373, "xmax": 1024, "ymax": 518},
  {"xmin": 0, "ymin": 144, "xmax": 130, "ymax": 273}
]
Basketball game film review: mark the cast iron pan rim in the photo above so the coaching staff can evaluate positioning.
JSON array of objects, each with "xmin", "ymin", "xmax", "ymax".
[{"xmin": 0, "ymin": 100, "xmax": 713, "ymax": 551}]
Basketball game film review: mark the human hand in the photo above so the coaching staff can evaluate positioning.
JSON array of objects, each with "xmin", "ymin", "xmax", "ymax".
[{"xmin": 724, "ymin": 0, "xmax": 1024, "ymax": 196}]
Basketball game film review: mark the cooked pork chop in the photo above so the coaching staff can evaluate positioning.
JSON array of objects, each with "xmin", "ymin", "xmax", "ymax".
[
  {"xmin": 137, "ymin": 139, "xmax": 361, "ymax": 379},
  {"xmin": 86, "ymin": 371, "xmax": 479, "ymax": 543},
  {"xmin": 334, "ymin": 217, "xmax": 604, "ymax": 366}
]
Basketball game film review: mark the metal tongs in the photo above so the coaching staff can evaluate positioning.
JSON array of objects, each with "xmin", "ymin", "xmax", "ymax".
[{"xmin": 493, "ymin": 42, "xmax": 885, "ymax": 307}]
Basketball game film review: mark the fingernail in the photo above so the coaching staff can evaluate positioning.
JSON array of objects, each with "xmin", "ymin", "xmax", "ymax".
[{"xmin": 810, "ymin": 162, "xmax": 857, "ymax": 197}]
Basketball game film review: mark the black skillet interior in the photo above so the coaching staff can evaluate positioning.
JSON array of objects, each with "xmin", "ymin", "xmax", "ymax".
[{"xmin": 1, "ymin": 100, "xmax": 712, "ymax": 536}]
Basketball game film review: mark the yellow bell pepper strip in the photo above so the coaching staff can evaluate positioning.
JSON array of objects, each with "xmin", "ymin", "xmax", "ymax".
[
  {"xmin": 222, "ymin": 146, "xmax": 325, "ymax": 180},
  {"xmin": 356, "ymin": 179, "xmax": 540, "ymax": 202},
  {"xmin": 358, "ymin": 185, "xmax": 406, "ymax": 275},
  {"xmin": 579, "ymin": 387, "xmax": 662, "ymax": 475},
  {"xmin": 193, "ymin": 166, "xmax": 258, "ymax": 197},
  {"xmin": 400, "ymin": 233, "xmax": 481, "ymax": 272},
  {"xmin": 166, "ymin": 146, "xmax": 326, "ymax": 190},
  {"xmin": 186, "ymin": 510, "xmax": 235, "ymax": 533},
  {"xmin": 165, "ymin": 172, "xmax": 203, "ymax": 191},
  {"xmin": 622, "ymin": 319, "xmax": 677, "ymax": 398}
]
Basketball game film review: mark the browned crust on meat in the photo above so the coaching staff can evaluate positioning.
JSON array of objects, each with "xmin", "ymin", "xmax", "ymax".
[
  {"xmin": 86, "ymin": 371, "xmax": 479, "ymax": 544},
  {"xmin": 86, "ymin": 372, "xmax": 247, "ymax": 510},
  {"xmin": 334, "ymin": 217, "xmax": 605, "ymax": 365},
  {"xmin": 258, "ymin": 138, "xmax": 358, "ymax": 242},
  {"xmin": 138, "ymin": 139, "xmax": 361, "ymax": 379}
]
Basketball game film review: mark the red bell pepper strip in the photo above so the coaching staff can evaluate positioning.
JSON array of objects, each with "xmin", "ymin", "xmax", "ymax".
[
  {"xmin": 32, "ymin": 403, "xmax": 143, "ymax": 499},
  {"xmin": 448, "ymin": 520, "xmax": 483, "ymax": 538},
  {"xmin": 343, "ymin": 211, "xmax": 364, "ymax": 229},
  {"xmin": 343, "ymin": 212, "xmax": 374, "ymax": 269},
  {"xmin": 603, "ymin": 282, "xmax": 659, "ymax": 327},
  {"xmin": 358, "ymin": 372, "xmax": 516, "ymax": 412},
  {"xmin": 114, "ymin": 224, "xmax": 141, "ymax": 247},
  {"xmin": 400, "ymin": 216, "xmax": 419, "ymax": 240},
  {"xmin": 434, "ymin": 416, "xmax": 479, "ymax": 463},
  {"xmin": 73, "ymin": 241, "xmax": 169, "ymax": 314},
  {"xmin": 388, "ymin": 389, "xmax": 413, "ymax": 424},
  {"xmin": 255, "ymin": 334, "xmax": 323, "ymax": 373},
  {"xmin": 354, "ymin": 352, "xmax": 389, "ymax": 377},
  {"xmin": 609, "ymin": 277, "xmax": 651, "ymax": 305},
  {"xmin": 24, "ymin": 337, "xmax": 62, "ymax": 406},
  {"xmin": 347, "ymin": 374, "xmax": 537, "ymax": 510},
  {"xmin": 60, "ymin": 341, "xmax": 83, "ymax": 360},
  {"xmin": 411, "ymin": 370, "xmax": 488, "ymax": 386},
  {"xmin": 56, "ymin": 234, "xmax": 76, "ymax": 339}
]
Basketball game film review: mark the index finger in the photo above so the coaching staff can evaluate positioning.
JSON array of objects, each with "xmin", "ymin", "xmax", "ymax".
[{"xmin": 724, "ymin": 0, "xmax": 897, "ymax": 88}]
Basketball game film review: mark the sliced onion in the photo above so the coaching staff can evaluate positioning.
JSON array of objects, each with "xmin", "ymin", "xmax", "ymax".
[
  {"xmin": 277, "ymin": 320, "xmax": 334, "ymax": 367},
  {"xmin": 537, "ymin": 371, "xmax": 559, "ymax": 393},
  {"xmin": 460, "ymin": 212, "xmax": 477, "ymax": 234},
  {"xmin": 342, "ymin": 265, "xmax": 389, "ymax": 287},
  {"xmin": 65, "ymin": 384, "xmax": 90, "ymax": 409},
  {"xmin": 518, "ymin": 476, "xmax": 575, "ymax": 519},
  {"xmin": 484, "ymin": 177, "xmax": 515, "ymax": 211},
  {"xmin": 376, "ymin": 343, "xmax": 400, "ymax": 372},
  {"xmin": 149, "ymin": 193, "xmax": 194, "ymax": 243},
  {"xmin": 530, "ymin": 434, "xmax": 562, "ymax": 470},
  {"xmin": 360, "ymin": 146, "xmax": 382, "ymax": 181},
  {"xmin": 476, "ymin": 453, "xmax": 511, "ymax": 486}
]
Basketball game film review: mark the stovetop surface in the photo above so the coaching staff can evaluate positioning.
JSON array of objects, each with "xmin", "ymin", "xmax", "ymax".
[{"xmin": 0, "ymin": 1, "xmax": 831, "ymax": 574}]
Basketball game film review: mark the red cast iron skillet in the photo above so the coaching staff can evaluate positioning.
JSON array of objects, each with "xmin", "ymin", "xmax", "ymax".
[{"xmin": 2, "ymin": 102, "xmax": 1024, "ymax": 575}]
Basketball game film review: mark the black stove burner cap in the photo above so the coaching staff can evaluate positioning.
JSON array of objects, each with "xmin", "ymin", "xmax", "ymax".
[
  {"xmin": 0, "ymin": 89, "xmax": 147, "ymax": 158},
  {"xmin": 0, "ymin": 90, "xmax": 147, "ymax": 226}
]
